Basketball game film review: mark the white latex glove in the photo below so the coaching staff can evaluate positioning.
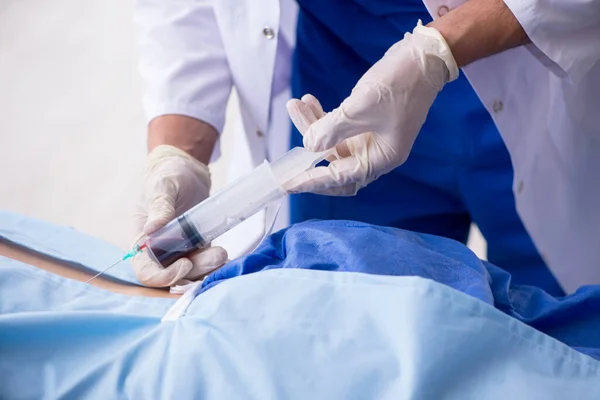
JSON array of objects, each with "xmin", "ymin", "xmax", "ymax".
[
  {"xmin": 132, "ymin": 145, "xmax": 227, "ymax": 287},
  {"xmin": 286, "ymin": 21, "xmax": 458, "ymax": 196}
]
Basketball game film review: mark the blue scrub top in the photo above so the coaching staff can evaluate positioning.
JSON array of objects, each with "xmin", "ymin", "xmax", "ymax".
[{"xmin": 291, "ymin": 0, "xmax": 565, "ymax": 296}]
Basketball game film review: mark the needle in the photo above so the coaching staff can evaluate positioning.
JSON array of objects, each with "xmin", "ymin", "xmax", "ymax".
[
  {"xmin": 85, "ymin": 259, "xmax": 124, "ymax": 283},
  {"xmin": 85, "ymin": 243, "xmax": 147, "ymax": 284}
]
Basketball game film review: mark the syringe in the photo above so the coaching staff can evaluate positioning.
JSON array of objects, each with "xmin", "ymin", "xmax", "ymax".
[
  {"xmin": 141, "ymin": 146, "xmax": 331, "ymax": 267},
  {"xmin": 88, "ymin": 147, "xmax": 331, "ymax": 283}
]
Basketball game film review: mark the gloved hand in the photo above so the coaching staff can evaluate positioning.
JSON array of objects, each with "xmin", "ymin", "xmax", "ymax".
[
  {"xmin": 132, "ymin": 145, "xmax": 227, "ymax": 287},
  {"xmin": 285, "ymin": 21, "xmax": 458, "ymax": 196}
]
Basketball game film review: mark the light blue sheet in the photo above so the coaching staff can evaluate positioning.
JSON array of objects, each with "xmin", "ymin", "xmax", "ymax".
[
  {"xmin": 1, "ymin": 212, "xmax": 600, "ymax": 399},
  {"xmin": 0, "ymin": 211, "xmax": 139, "ymax": 283}
]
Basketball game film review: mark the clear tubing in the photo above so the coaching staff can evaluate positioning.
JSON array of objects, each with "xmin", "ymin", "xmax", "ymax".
[{"xmin": 145, "ymin": 147, "xmax": 330, "ymax": 267}]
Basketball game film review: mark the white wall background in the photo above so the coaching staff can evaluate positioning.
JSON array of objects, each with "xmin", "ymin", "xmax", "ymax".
[
  {"xmin": 0, "ymin": 0, "xmax": 486, "ymax": 257},
  {"xmin": 0, "ymin": 0, "xmax": 235, "ymax": 250}
]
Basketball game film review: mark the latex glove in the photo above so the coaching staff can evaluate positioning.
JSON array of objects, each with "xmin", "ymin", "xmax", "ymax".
[
  {"xmin": 132, "ymin": 145, "xmax": 227, "ymax": 287},
  {"xmin": 286, "ymin": 21, "xmax": 458, "ymax": 196}
]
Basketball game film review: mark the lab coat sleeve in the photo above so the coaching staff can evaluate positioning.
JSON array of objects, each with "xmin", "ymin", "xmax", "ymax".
[
  {"xmin": 503, "ymin": 0, "xmax": 600, "ymax": 84},
  {"xmin": 135, "ymin": 0, "xmax": 232, "ymax": 132}
]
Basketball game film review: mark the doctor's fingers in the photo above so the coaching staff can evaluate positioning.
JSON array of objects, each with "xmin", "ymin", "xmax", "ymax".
[
  {"xmin": 284, "ymin": 157, "xmax": 364, "ymax": 196},
  {"xmin": 304, "ymin": 85, "xmax": 380, "ymax": 152},
  {"xmin": 300, "ymin": 94, "xmax": 347, "ymax": 162},
  {"xmin": 287, "ymin": 99, "xmax": 320, "ymax": 134},
  {"xmin": 300, "ymin": 94, "xmax": 326, "ymax": 119},
  {"xmin": 184, "ymin": 246, "xmax": 229, "ymax": 281},
  {"xmin": 287, "ymin": 95, "xmax": 345, "ymax": 164},
  {"xmin": 287, "ymin": 93, "xmax": 329, "ymax": 135},
  {"xmin": 132, "ymin": 251, "xmax": 194, "ymax": 287}
]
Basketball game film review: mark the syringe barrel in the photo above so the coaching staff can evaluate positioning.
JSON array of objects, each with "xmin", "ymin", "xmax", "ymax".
[{"xmin": 146, "ymin": 161, "xmax": 285, "ymax": 267}]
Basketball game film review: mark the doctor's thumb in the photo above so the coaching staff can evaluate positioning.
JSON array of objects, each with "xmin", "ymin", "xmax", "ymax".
[{"xmin": 143, "ymin": 195, "xmax": 175, "ymax": 235}]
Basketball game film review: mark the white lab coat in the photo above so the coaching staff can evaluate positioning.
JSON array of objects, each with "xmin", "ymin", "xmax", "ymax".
[{"xmin": 135, "ymin": 0, "xmax": 600, "ymax": 293}]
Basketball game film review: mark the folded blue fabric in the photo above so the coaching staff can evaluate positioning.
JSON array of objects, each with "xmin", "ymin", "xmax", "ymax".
[{"xmin": 204, "ymin": 220, "xmax": 600, "ymax": 360}]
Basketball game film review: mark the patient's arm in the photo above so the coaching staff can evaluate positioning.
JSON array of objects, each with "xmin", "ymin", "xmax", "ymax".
[{"xmin": 0, "ymin": 240, "xmax": 179, "ymax": 299}]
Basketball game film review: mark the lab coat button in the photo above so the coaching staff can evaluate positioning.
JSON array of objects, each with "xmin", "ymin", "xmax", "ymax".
[
  {"xmin": 516, "ymin": 180, "xmax": 524, "ymax": 194},
  {"xmin": 437, "ymin": 5, "xmax": 449, "ymax": 17},
  {"xmin": 262, "ymin": 27, "xmax": 275, "ymax": 40},
  {"xmin": 256, "ymin": 129, "xmax": 265, "ymax": 137},
  {"xmin": 492, "ymin": 100, "xmax": 504, "ymax": 113}
]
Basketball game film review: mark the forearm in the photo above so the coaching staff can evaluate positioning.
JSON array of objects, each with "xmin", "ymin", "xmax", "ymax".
[
  {"xmin": 428, "ymin": 0, "xmax": 529, "ymax": 67},
  {"xmin": 136, "ymin": 0, "xmax": 231, "ymax": 164},
  {"xmin": 148, "ymin": 115, "xmax": 217, "ymax": 165}
]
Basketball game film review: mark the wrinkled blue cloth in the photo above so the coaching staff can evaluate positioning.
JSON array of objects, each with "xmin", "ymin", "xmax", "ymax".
[
  {"xmin": 1, "ymin": 213, "xmax": 600, "ymax": 399},
  {"xmin": 204, "ymin": 220, "xmax": 600, "ymax": 360}
]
